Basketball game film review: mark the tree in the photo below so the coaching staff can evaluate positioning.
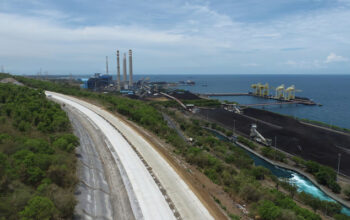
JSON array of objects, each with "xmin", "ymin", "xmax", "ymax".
[
  {"xmin": 251, "ymin": 166, "xmax": 270, "ymax": 180},
  {"xmin": 20, "ymin": 196, "xmax": 57, "ymax": 220},
  {"xmin": 258, "ymin": 200, "xmax": 281, "ymax": 220},
  {"xmin": 305, "ymin": 160, "xmax": 320, "ymax": 174},
  {"xmin": 47, "ymin": 165, "xmax": 68, "ymax": 187},
  {"xmin": 52, "ymin": 137, "xmax": 68, "ymax": 151}
]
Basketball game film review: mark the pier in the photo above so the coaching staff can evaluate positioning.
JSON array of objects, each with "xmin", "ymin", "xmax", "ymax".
[
  {"xmin": 198, "ymin": 92, "xmax": 319, "ymax": 106},
  {"xmin": 199, "ymin": 93, "xmax": 250, "ymax": 97}
]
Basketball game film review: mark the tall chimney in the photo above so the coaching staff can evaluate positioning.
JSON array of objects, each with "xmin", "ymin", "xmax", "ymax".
[
  {"xmin": 106, "ymin": 56, "xmax": 109, "ymax": 75},
  {"xmin": 116, "ymin": 50, "xmax": 121, "ymax": 90},
  {"xmin": 123, "ymin": 53, "xmax": 127, "ymax": 89},
  {"xmin": 128, "ymin": 49, "xmax": 133, "ymax": 87}
]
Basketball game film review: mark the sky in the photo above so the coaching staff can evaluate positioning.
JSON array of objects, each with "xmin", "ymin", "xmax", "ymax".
[{"xmin": 0, "ymin": 0, "xmax": 350, "ymax": 75}]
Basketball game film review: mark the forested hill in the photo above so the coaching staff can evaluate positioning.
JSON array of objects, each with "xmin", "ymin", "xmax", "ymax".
[{"xmin": 0, "ymin": 83, "xmax": 79, "ymax": 219}]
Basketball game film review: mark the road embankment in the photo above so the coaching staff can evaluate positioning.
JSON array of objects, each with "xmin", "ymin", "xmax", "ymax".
[{"xmin": 47, "ymin": 91, "xmax": 215, "ymax": 220}]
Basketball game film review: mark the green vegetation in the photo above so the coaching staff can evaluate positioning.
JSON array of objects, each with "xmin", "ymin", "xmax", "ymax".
[
  {"xmin": 237, "ymin": 136, "xmax": 257, "ymax": 150},
  {"xmin": 182, "ymin": 99, "xmax": 221, "ymax": 107},
  {"xmin": 303, "ymin": 160, "xmax": 341, "ymax": 193},
  {"xmin": 162, "ymin": 109, "xmax": 327, "ymax": 219},
  {"xmin": 4, "ymin": 73, "xmax": 346, "ymax": 219},
  {"xmin": 261, "ymin": 146, "xmax": 286, "ymax": 162},
  {"xmin": 157, "ymin": 98, "xmax": 222, "ymax": 108},
  {"xmin": 334, "ymin": 213, "xmax": 350, "ymax": 220},
  {"xmin": 300, "ymin": 118, "xmax": 350, "ymax": 133},
  {"xmin": 343, "ymin": 185, "xmax": 350, "ymax": 200},
  {"xmin": 298, "ymin": 192, "xmax": 342, "ymax": 216},
  {"xmin": 0, "ymin": 83, "xmax": 78, "ymax": 219}
]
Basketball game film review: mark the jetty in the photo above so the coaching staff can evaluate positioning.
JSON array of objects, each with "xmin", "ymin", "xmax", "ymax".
[{"xmin": 198, "ymin": 92, "xmax": 319, "ymax": 106}]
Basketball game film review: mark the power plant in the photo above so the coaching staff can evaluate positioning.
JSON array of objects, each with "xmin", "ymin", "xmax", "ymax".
[{"xmin": 87, "ymin": 49, "xmax": 134, "ymax": 91}]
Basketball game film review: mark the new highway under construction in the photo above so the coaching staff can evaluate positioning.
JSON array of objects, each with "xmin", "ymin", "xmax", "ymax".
[{"xmin": 46, "ymin": 92, "xmax": 217, "ymax": 220}]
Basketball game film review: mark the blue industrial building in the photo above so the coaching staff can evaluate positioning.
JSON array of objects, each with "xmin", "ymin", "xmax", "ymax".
[{"xmin": 87, "ymin": 73, "xmax": 113, "ymax": 90}]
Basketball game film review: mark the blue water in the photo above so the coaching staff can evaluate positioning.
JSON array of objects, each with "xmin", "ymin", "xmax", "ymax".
[
  {"xmin": 138, "ymin": 74, "xmax": 350, "ymax": 129},
  {"xmin": 213, "ymin": 130, "xmax": 350, "ymax": 215}
]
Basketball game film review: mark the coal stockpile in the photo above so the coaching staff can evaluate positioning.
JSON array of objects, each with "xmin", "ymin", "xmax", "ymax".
[
  {"xmin": 197, "ymin": 108, "xmax": 350, "ymax": 176},
  {"xmin": 170, "ymin": 91, "xmax": 200, "ymax": 100}
]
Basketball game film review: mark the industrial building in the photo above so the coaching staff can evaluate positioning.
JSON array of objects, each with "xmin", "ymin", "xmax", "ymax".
[{"xmin": 87, "ymin": 73, "xmax": 112, "ymax": 90}]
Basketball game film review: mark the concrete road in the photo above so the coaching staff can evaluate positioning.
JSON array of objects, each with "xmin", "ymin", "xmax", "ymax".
[
  {"xmin": 47, "ymin": 91, "xmax": 214, "ymax": 220},
  {"xmin": 66, "ymin": 105, "xmax": 135, "ymax": 220}
]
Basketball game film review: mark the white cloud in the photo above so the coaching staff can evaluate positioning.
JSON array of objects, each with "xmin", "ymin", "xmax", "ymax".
[
  {"xmin": 285, "ymin": 60, "xmax": 325, "ymax": 69},
  {"xmin": 242, "ymin": 63, "xmax": 259, "ymax": 67},
  {"xmin": 1, "ymin": 1, "xmax": 350, "ymax": 74},
  {"xmin": 325, "ymin": 52, "xmax": 348, "ymax": 63}
]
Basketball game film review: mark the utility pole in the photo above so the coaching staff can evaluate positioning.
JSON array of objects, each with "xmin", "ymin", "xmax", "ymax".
[
  {"xmin": 337, "ymin": 153, "xmax": 341, "ymax": 180},
  {"xmin": 233, "ymin": 119, "xmax": 236, "ymax": 134},
  {"xmin": 1, "ymin": 65, "xmax": 4, "ymax": 73},
  {"xmin": 274, "ymin": 136, "xmax": 277, "ymax": 161},
  {"xmin": 106, "ymin": 56, "xmax": 109, "ymax": 75}
]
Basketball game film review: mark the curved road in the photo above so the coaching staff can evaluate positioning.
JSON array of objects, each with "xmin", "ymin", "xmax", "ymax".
[
  {"xmin": 66, "ymin": 105, "xmax": 135, "ymax": 220},
  {"xmin": 47, "ymin": 91, "xmax": 214, "ymax": 220}
]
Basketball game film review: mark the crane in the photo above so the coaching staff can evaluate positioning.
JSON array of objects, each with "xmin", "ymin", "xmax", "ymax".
[
  {"xmin": 251, "ymin": 83, "xmax": 258, "ymax": 95},
  {"xmin": 250, "ymin": 124, "xmax": 272, "ymax": 146},
  {"xmin": 285, "ymin": 85, "xmax": 302, "ymax": 100},
  {"xmin": 257, "ymin": 83, "xmax": 265, "ymax": 96},
  {"xmin": 251, "ymin": 83, "xmax": 269, "ymax": 97},
  {"xmin": 275, "ymin": 84, "xmax": 285, "ymax": 99},
  {"xmin": 262, "ymin": 83, "xmax": 269, "ymax": 97}
]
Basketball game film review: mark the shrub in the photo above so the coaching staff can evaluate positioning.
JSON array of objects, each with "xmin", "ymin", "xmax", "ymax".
[
  {"xmin": 291, "ymin": 156, "xmax": 305, "ymax": 167},
  {"xmin": 237, "ymin": 136, "xmax": 257, "ymax": 150},
  {"xmin": 204, "ymin": 168, "xmax": 219, "ymax": 184},
  {"xmin": 251, "ymin": 166, "xmax": 271, "ymax": 180},
  {"xmin": 52, "ymin": 134, "xmax": 78, "ymax": 152},
  {"xmin": 258, "ymin": 200, "xmax": 281, "ymax": 220},
  {"xmin": 47, "ymin": 165, "xmax": 69, "ymax": 187},
  {"xmin": 344, "ymin": 185, "xmax": 350, "ymax": 200},
  {"xmin": 334, "ymin": 213, "xmax": 350, "ymax": 220},
  {"xmin": 24, "ymin": 139, "xmax": 53, "ymax": 154},
  {"xmin": 305, "ymin": 160, "xmax": 320, "ymax": 173},
  {"xmin": 240, "ymin": 184, "xmax": 261, "ymax": 202},
  {"xmin": 321, "ymin": 200, "xmax": 342, "ymax": 216},
  {"xmin": 279, "ymin": 180, "xmax": 297, "ymax": 198},
  {"xmin": 328, "ymin": 180, "xmax": 341, "ymax": 193},
  {"xmin": 261, "ymin": 147, "xmax": 286, "ymax": 162},
  {"xmin": 20, "ymin": 196, "xmax": 57, "ymax": 220}
]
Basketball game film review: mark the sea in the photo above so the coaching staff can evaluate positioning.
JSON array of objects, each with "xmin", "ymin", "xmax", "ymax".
[
  {"xmin": 144, "ymin": 74, "xmax": 350, "ymax": 130},
  {"xmin": 79, "ymin": 74, "xmax": 350, "ymax": 129}
]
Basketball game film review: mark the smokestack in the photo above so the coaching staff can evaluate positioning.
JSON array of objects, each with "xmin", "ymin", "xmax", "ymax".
[
  {"xmin": 123, "ymin": 53, "xmax": 127, "ymax": 89},
  {"xmin": 106, "ymin": 56, "xmax": 109, "ymax": 75},
  {"xmin": 128, "ymin": 49, "xmax": 133, "ymax": 87},
  {"xmin": 116, "ymin": 50, "xmax": 121, "ymax": 90}
]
